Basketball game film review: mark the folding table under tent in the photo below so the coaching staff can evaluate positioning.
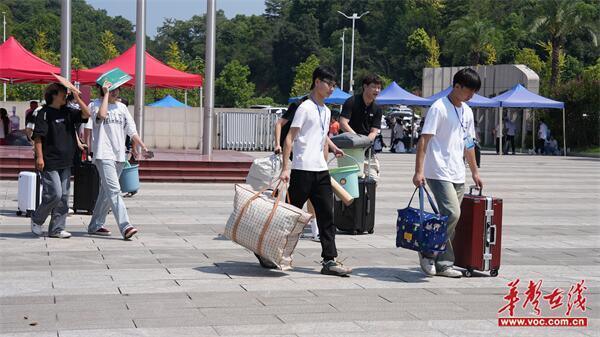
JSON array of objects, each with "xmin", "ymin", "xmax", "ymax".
[{"xmin": 491, "ymin": 84, "xmax": 566, "ymax": 156}]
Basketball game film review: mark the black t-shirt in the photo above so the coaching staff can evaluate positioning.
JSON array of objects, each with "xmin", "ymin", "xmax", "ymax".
[
  {"xmin": 32, "ymin": 106, "xmax": 88, "ymax": 171},
  {"xmin": 279, "ymin": 95, "xmax": 309, "ymax": 148},
  {"xmin": 340, "ymin": 94, "xmax": 383, "ymax": 136}
]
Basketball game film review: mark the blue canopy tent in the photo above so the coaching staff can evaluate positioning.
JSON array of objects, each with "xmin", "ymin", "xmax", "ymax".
[
  {"xmin": 375, "ymin": 81, "xmax": 433, "ymax": 106},
  {"xmin": 492, "ymin": 84, "xmax": 566, "ymax": 156},
  {"xmin": 426, "ymin": 86, "xmax": 500, "ymax": 108},
  {"xmin": 288, "ymin": 87, "xmax": 351, "ymax": 104},
  {"xmin": 148, "ymin": 95, "xmax": 188, "ymax": 107}
]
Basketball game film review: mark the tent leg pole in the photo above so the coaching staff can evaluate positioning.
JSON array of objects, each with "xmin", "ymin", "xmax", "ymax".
[
  {"xmin": 562, "ymin": 108, "xmax": 566, "ymax": 156},
  {"xmin": 532, "ymin": 111, "xmax": 535, "ymax": 152},
  {"xmin": 499, "ymin": 107, "xmax": 503, "ymax": 156}
]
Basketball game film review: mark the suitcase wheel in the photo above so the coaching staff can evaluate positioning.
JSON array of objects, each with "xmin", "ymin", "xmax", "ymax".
[
  {"xmin": 25, "ymin": 210, "xmax": 33, "ymax": 218},
  {"xmin": 368, "ymin": 229, "xmax": 374, "ymax": 234},
  {"xmin": 16, "ymin": 210, "xmax": 22, "ymax": 216},
  {"xmin": 490, "ymin": 269, "xmax": 499, "ymax": 277},
  {"xmin": 87, "ymin": 210, "xmax": 93, "ymax": 215},
  {"xmin": 352, "ymin": 230, "xmax": 359, "ymax": 235},
  {"xmin": 464, "ymin": 268, "xmax": 474, "ymax": 278}
]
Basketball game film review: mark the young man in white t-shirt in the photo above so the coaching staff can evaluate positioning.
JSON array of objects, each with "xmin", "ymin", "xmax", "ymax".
[
  {"xmin": 280, "ymin": 66, "xmax": 352, "ymax": 277},
  {"xmin": 85, "ymin": 83, "xmax": 150, "ymax": 240},
  {"xmin": 412, "ymin": 68, "xmax": 484, "ymax": 278}
]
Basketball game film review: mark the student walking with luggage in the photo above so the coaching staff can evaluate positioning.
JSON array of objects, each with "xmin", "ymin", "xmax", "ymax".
[
  {"xmin": 86, "ymin": 84, "xmax": 150, "ymax": 240},
  {"xmin": 272, "ymin": 95, "xmax": 321, "ymax": 242},
  {"xmin": 412, "ymin": 68, "xmax": 483, "ymax": 278},
  {"xmin": 280, "ymin": 66, "xmax": 352, "ymax": 277},
  {"xmin": 30, "ymin": 83, "xmax": 90, "ymax": 238},
  {"xmin": 339, "ymin": 74, "xmax": 383, "ymax": 178}
]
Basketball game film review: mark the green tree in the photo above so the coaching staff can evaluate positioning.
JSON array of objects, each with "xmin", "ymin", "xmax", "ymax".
[
  {"xmin": 426, "ymin": 36, "xmax": 441, "ymax": 68},
  {"xmin": 514, "ymin": 48, "xmax": 544, "ymax": 75},
  {"xmin": 32, "ymin": 30, "xmax": 59, "ymax": 65},
  {"xmin": 100, "ymin": 30, "xmax": 119, "ymax": 62},
  {"xmin": 165, "ymin": 41, "xmax": 188, "ymax": 71},
  {"xmin": 215, "ymin": 60, "xmax": 255, "ymax": 107},
  {"xmin": 290, "ymin": 54, "xmax": 320, "ymax": 97},
  {"xmin": 446, "ymin": 17, "xmax": 498, "ymax": 65},
  {"xmin": 531, "ymin": 0, "xmax": 598, "ymax": 86}
]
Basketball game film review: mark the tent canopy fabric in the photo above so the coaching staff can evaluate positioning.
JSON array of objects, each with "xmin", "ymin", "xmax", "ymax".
[
  {"xmin": 288, "ymin": 87, "xmax": 351, "ymax": 104},
  {"xmin": 75, "ymin": 45, "xmax": 203, "ymax": 89},
  {"xmin": 375, "ymin": 81, "xmax": 433, "ymax": 106},
  {"xmin": 0, "ymin": 36, "xmax": 61, "ymax": 83},
  {"xmin": 148, "ymin": 95, "xmax": 188, "ymax": 107},
  {"xmin": 426, "ymin": 86, "xmax": 500, "ymax": 108},
  {"xmin": 492, "ymin": 84, "xmax": 564, "ymax": 109}
]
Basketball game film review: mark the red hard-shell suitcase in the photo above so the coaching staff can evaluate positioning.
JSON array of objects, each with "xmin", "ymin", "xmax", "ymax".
[{"xmin": 452, "ymin": 186, "xmax": 503, "ymax": 277}]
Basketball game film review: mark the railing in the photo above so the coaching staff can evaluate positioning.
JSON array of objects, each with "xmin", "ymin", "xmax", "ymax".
[{"xmin": 217, "ymin": 110, "xmax": 279, "ymax": 151}]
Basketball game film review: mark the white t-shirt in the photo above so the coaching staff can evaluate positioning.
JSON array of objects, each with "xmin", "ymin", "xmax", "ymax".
[
  {"xmin": 421, "ymin": 97, "xmax": 475, "ymax": 184},
  {"xmin": 538, "ymin": 122, "xmax": 548, "ymax": 140},
  {"xmin": 290, "ymin": 99, "xmax": 330, "ymax": 171},
  {"xmin": 505, "ymin": 120, "xmax": 517, "ymax": 136},
  {"xmin": 85, "ymin": 99, "xmax": 138, "ymax": 162}
]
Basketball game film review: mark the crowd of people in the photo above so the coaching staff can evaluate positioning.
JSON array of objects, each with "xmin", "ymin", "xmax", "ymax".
[{"xmin": 21, "ymin": 80, "xmax": 149, "ymax": 240}]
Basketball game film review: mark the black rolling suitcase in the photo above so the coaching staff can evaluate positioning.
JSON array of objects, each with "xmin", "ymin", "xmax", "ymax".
[
  {"xmin": 73, "ymin": 159, "xmax": 100, "ymax": 214},
  {"xmin": 334, "ymin": 177, "xmax": 376, "ymax": 234}
]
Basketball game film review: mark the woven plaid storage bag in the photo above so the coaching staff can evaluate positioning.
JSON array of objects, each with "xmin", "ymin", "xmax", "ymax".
[
  {"xmin": 224, "ymin": 183, "xmax": 312, "ymax": 270},
  {"xmin": 396, "ymin": 185, "xmax": 449, "ymax": 254}
]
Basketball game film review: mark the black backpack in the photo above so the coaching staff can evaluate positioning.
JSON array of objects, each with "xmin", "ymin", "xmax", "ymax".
[{"xmin": 279, "ymin": 95, "xmax": 309, "ymax": 148}]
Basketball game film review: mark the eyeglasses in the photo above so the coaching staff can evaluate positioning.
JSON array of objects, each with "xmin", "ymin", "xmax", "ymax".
[{"xmin": 320, "ymin": 79, "xmax": 337, "ymax": 88}]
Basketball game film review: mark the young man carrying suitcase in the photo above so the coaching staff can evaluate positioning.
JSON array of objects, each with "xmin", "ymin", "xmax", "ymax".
[
  {"xmin": 279, "ymin": 66, "xmax": 352, "ymax": 277},
  {"xmin": 31, "ymin": 83, "xmax": 90, "ymax": 238},
  {"xmin": 412, "ymin": 68, "xmax": 484, "ymax": 278}
]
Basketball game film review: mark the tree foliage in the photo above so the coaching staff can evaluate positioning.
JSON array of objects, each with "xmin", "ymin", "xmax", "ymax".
[
  {"xmin": 215, "ymin": 60, "xmax": 255, "ymax": 107},
  {"xmin": 290, "ymin": 54, "xmax": 320, "ymax": 97}
]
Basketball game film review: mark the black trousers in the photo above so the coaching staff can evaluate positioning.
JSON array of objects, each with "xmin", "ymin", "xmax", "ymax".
[
  {"xmin": 495, "ymin": 137, "xmax": 505, "ymax": 154},
  {"xmin": 288, "ymin": 169, "xmax": 337, "ymax": 260},
  {"xmin": 535, "ymin": 138, "xmax": 546, "ymax": 154},
  {"xmin": 505, "ymin": 135, "xmax": 516, "ymax": 154}
]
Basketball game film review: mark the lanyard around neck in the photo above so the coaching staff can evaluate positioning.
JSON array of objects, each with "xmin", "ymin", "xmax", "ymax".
[
  {"xmin": 310, "ymin": 95, "xmax": 327, "ymax": 137},
  {"xmin": 447, "ymin": 95, "xmax": 466, "ymax": 132}
]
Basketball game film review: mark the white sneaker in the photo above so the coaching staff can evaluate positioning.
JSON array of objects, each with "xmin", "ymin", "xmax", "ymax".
[
  {"xmin": 437, "ymin": 267, "xmax": 463, "ymax": 278},
  {"xmin": 49, "ymin": 230, "xmax": 72, "ymax": 239},
  {"xmin": 418, "ymin": 252, "xmax": 436, "ymax": 277},
  {"xmin": 68, "ymin": 208, "xmax": 74, "ymax": 215},
  {"xmin": 31, "ymin": 220, "xmax": 43, "ymax": 236}
]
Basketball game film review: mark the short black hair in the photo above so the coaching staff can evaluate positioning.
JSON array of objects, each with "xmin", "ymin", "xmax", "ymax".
[
  {"xmin": 310, "ymin": 65, "xmax": 336, "ymax": 90},
  {"xmin": 119, "ymin": 97, "xmax": 129, "ymax": 106},
  {"xmin": 453, "ymin": 68, "xmax": 481, "ymax": 91},
  {"xmin": 44, "ymin": 83, "xmax": 67, "ymax": 105},
  {"xmin": 362, "ymin": 74, "xmax": 382, "ymax": 87}
]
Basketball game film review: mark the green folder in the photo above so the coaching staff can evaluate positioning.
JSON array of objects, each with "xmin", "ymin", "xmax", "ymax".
[{"xmin": 96, "ymin": 67, "xmax": 132, "ymax": 91}]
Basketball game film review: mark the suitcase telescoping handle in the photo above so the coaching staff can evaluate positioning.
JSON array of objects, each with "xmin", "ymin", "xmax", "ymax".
[
  {"xmin": 487, "ymin": 224, "xmax": 497, "ymax": 245},
  {"xmin": 469, "ymin": 185, "xmax": 483, "ymax": 196}
]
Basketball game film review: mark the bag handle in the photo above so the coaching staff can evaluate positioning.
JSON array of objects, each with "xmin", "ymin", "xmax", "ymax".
[
  {"xmin": 231, "ymin": 179, "xmax": 290, "ymax": 257},
  {"xmin": 407, "ymin": 185, "xmax": 441, "ymax": 218},
  {"xmin": 469, "ymin": 185, "xmax": 482, "ymax": 196},
  {"xmin": 327, "ymin": 154, "xmax": 361, "ymax": 171}
]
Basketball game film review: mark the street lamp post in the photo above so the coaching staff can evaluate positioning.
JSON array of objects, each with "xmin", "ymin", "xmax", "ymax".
[
  {"xmin": 337, "ymin": 10, "xmax": 369, "ymax": 94},
  {"xmin": 340, "ymin": 29, "xmax": 345, "ymax": 91},
  {"xmin": 3, "ymin": 11, "xmax": 6, "ymax": 102}
]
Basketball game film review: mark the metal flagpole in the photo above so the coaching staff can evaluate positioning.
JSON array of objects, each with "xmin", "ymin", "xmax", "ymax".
[
  {"xmin": 340, "ymin": 29, "xmax": 345, "ymax": 91},
  {"xmin": 60, "ymin": 0, "xmax": 71, "ymax": 81},
  {"xmin": 134, "ymin": 0, "xmax": 146, "ymax": 139},
  {"xmin": 3, "ymin": 11, "xmax": 6, "ymax": 101},
  {"xmin": 562, "ymin": 108, "xmax": 566, "ymax": 156},
  {"xmin": 202, "ymin": 0, "xmax": 216, "ymax": 156}
]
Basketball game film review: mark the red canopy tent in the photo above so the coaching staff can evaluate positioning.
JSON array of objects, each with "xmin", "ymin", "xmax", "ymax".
[
  {"xmin": 0, "ymin": 36, "xmax": 61, "ymax": 83},
  {"xmin": 75, "ymin": 45, "xmax": 203, "ymax": 89}
]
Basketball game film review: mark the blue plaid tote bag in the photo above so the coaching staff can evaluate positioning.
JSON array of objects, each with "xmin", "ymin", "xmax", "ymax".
[{"xmin": 396, "ymin": 185, "xmax": 448, "ymax": 254}]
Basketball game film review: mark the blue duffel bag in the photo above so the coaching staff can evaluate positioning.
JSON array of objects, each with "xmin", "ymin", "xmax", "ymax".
[{"xmin": 396, "ymin": 185, "xmax": 448, "ymax": 254}]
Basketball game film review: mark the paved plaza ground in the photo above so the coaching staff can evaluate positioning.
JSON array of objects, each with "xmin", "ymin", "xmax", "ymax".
[{"xmin": 1, "ymin": 152, "xmax": 599, "ymax": 337}]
